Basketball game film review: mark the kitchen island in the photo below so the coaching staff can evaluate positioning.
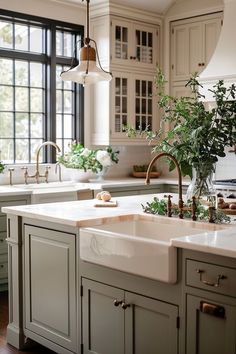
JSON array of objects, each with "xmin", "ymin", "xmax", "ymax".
[{"xmin": 2, "ymin": 194, "xmax": 236, "ymax": 354}]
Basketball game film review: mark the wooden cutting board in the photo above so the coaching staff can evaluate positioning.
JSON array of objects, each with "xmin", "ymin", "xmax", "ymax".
[
  {"xmin": 218, "ymin": 208, "xmax": 236, "ymax": 215},
  {"xmin": 132, "ymin": 171, "xmax": 161, "ymax": 178},
  {"xmin": 94, "ymin": 199, "xmax": 118, "ymax": 207}
]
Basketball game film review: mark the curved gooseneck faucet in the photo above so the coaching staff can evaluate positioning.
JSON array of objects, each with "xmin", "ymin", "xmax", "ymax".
[{"xmin": 145, "ymin": 152, "xmax": 184, "ymax": 219}]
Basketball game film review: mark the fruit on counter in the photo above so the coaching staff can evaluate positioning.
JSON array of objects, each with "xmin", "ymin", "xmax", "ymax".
[
  {"xmin": 96, "ymin": 191, "xmax": 111, "ymax": 202},
  {"xmin": 218, "ymin": 198, "xmax": 236, "ymax": 209},
  {"xmin": 229, "ymin": 203, "xmax": 236, "ymax": 209}
]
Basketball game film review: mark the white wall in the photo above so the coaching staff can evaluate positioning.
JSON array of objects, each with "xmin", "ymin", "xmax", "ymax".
[{"xmin": 0, "ymin": 0, "xmax": 86, "ymax": 25}]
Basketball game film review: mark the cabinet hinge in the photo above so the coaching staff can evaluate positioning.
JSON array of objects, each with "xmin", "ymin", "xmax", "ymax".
[
  {"xmin": 156, "ymin": 30, "xmax": 158, "ymax": 36},
  {"xmin": 81, "ymin": 343, "xmax": 84, "ymax": 354},
  {"xmin": 110, "ymin": 20, "xmax": 112, "ymax": 27},
  {"xmin": 80, "ymin": 285, "xmax": 83, "ymax": 297},
  {"xmin": 221, "ymin": 19, "xmax": 223, "ymax": 26},
  {"xmin": 172, "ymin": 64, "xmax": 174, "ymax": 70},
  {"xmin": 172, "ymin": 28, "xmax": 174, "ymax": 35},
  {"xmin": 176, "ymin": 316, "xmax": 180, "ymax": 329}
]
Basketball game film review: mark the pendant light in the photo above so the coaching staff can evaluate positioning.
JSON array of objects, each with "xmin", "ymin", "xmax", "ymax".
[{"xmin": 60, "ymin": 0, "xmax": 112, "ymax": 86}]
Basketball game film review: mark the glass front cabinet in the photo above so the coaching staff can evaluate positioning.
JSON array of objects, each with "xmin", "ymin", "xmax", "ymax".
[
  {"xmin": 110, "ymin": 72, "xmax": 158, "ymax": 143},
  {"xmin": 111, "ymin": 18, "xmax": 159, "ymax": 70}
]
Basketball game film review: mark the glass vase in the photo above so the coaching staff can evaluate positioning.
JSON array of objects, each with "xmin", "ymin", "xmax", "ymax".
[
  {"xmin": 186, "ymin": 165, "xmax": 216, "ymax": 207},
  {"xmin": 96, "ymin": 166, "xmax": 109, "ymax": 181}
]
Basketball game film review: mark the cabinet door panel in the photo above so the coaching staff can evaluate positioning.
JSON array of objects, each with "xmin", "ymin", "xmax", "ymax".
[
  {"xmin": 203, "ymin": 19, "xmax": 222, "ymax": 66},
  {"xmin": 24, "ymin": 225, "xmax": 76, "ymax": 351},
  {"xmin": 82, "ymin": 278, "xmax": 124, "ymax": 354},
  {"xmin": 189, "ymin": 23, "xmax": 202, "ymax": 74},
  {"xmin": 186, "ymin": 294, "xmax": 236, "ymax": 354},
  {"xmin": 125, "ymin": 292, "xmax": 178, "ymax": 354}
]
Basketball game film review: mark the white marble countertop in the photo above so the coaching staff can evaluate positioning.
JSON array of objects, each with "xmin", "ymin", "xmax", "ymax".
[{"xmin": 2, "ymin": 193, "xmax": 236, "ymax": 259}]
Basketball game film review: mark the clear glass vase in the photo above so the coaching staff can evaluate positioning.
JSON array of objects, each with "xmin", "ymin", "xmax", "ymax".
[
  {"xmin": 186, "ymin": 165, "xmax": 216, "ymax": 207},
  {"xmin": 96, "ymin": 166, "xmax": 109, "ymax": 181}
]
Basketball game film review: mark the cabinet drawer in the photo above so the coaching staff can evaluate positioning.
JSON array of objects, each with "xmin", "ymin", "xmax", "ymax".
[
  {"xmin": 186, "ymin": 259, "xmax": 236, "ymax": 298},
  {"xmin": 0, "ymin": 260, "xmax": 8, "ymax": 280},
  {"xmin": 0, "ymin": 232, "xmax": 7, "ymax": 254},
  {"xmin": 0, "ymin": 216, "xmax": 6, "ymax": 232}
]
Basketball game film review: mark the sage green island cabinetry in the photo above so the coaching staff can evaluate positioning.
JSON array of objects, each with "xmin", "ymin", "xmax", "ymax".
[
  {"xmin": 0, "ymin": 194, "xmax": 30, "ymax": 291},
  {"xmin": 181, "ymin": 249, "xmax": 236, "ymax": 354}
]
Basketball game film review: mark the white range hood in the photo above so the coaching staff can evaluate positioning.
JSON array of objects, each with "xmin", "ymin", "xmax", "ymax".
[{"xmin": 199, "ymin": 0, "xmax": 236, "ymax": 101}]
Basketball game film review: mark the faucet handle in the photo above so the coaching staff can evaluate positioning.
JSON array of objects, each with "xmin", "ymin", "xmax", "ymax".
[
  {"xmin": 21, "ymin": 166, "xmax": 28, "ymax": 184},
  {"xmin": 45, "ymin": 165, "xmax": 51, "ymax": 183},
  {"xmin": 8, "ymin": 168, "xmax": 14, "ymax": 186},
  {"xmin": 164, "ymin": 194, "xmax": 173, "ymax": 217}
]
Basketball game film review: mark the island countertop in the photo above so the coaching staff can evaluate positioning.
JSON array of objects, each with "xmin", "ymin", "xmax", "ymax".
[{"xmin": 2, "ymin": 193, "xmax": 236, "ymax": 259}]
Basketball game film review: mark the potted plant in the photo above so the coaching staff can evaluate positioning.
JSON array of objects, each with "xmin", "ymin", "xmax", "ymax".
[
  {"xmin": 127, "ymin": 69, "xmax": 236, "ymax": 203},
  {"xmin": 58, "ymin": 143, "xmax": 119, "ymax": 182}
]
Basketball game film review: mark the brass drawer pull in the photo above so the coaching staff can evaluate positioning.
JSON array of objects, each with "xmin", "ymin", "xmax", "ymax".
[
  {"xmin": 200, "ymin": 301, "xmax": 225, "ymax": 318},
  {"xmin": 121, "ymin": 302, "xmax": 130, "ymax": 310},
  {"xmin": 196, "ymin": 269, "xmax": 227, "ymax": 287}
]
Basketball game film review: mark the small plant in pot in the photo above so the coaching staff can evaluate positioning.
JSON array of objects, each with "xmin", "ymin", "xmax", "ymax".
[{"xmin": 127, "ymin": 69, "xmax": 236, "ymax": 206}]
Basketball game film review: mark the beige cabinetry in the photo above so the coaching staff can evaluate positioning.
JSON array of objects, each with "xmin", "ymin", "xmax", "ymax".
[
  {"xmin": 91, "ymin": 12, "xmax": 160, "ymax": 145},
  {"xmin": 170, "ymin": 12, "xmax": 222, "ymax": 95}
]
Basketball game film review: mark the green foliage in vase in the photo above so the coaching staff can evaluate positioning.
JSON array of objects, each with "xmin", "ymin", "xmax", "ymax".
[
  {"xmin": 58, "ymin": 142, "xmax": 119, "ymax": 173},
  {"xmin": 126, "ymin": 68, "xmax": 236, "ymax": 178},
  {"xmin": 142, "ymin": 197, "xmax": 231, "ymax": 224}
]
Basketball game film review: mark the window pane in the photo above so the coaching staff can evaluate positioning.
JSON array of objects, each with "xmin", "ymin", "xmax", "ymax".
[
  {"xmin": 15, "ymin": 24, "xmax": 28, "ymax": 51},
  {"xmin": 31, "ymin": 114, "xmax": 43, "ymax": 138},
  {"xmin": 0, "ymin": 21, "xmax": 13, "ymax": 49},
  {"xmin": 30, "ymin": 26, "xmax": 43, "ymax": 53},
  {"xmin": 15, "ymin": 87, "xmax": 28, "ymax": 111},
  {"xmin": 0, "ymin": 58, "xmax": 13, "ymax": 84},
  {"xmin": 63, "ymin": 115, "xmax": 72, "ymax": 138},
  {"xmin": 56, "ymin": 65, "xmax": 63, "ymax": 89},
  {"xmin": 15, "ymin": 113, "xmax": 29, "ymax": 137},
  {"xmin": 31, "ymin": 88, "xmax": 43, "ymax": 112},
  {"xmin": 0, "ymin": 139, "xmax": 13, "ymax": 162},
  {"xmin": 64, "ymin": 32, "xmax": 72, "ymax": 57},
  {"xmin": 15, "ymin": 139, "xmax": 29, "ymax": 162},
  {"xmin": 56, "ymin": 90, "xmax": 63, "ymax": 113},
  {"xmin": 0, "ymin": 112, "xmax": 13, "ymax": 137},
  {"xmin": 56, "ymin": 114, "xmax": 62, "ymax": 138},
  {"xmin": 31, "ymin": 139, "xmax": 43, "ymax": 162},
  {"xmin": 56, "ymin": 31, "xmax": 63, "ymax": 56},
  {"xmin": 64, "ymin": 91, "xmax": 73, "ymax": 113},
  {"xmin": 30, "ymin": 63, "xmax": 43, "ymax": 87},
  {"xmin": 15, "ymin": 60, "xmax": 28, "ymax": 86},
  {"xmin": 0, "ymin": 86, "xmax": 13, "ymax": 110}
]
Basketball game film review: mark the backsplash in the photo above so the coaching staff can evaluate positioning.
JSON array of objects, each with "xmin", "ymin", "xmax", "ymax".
[{"xmin": 215, "ymin": 148, "xmax": 236, "ymax": 180}]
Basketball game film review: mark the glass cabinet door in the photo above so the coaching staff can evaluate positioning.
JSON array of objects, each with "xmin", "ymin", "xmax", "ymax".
[
  {"xmin": 135, "ymin": 79, "xmax": 153, "ymax": 131},
  {"xmin": 135, "ymin": 30, "xmax": 153, "ymax": 64},
  {"xmin": 114, "ymin": 77, "xmax": 128, "ymax": 133},
  {"xmin": 114, "ymin": 25, "xmax": 128, "ymax": 60}
]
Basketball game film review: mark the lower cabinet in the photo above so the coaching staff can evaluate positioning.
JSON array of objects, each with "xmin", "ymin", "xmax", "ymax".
[
  {"xmin": 82, "ymin": 278, "xmax": 179, "ymax": 354},
  {"xmin": 24, "ymin": 225, "xmax": 77, "ymax": 352},
  {"xmin": 104, "ymin": 185, "xmax": 164, "ymax": 197},
  {"xmin": 186, "ymin": 294, "xmax": 236, "ymax": 354}
]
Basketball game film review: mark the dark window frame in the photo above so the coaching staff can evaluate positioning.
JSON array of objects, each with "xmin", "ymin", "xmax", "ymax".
[{"xmin": 0, "ymin": 9, "xmax": 84, "ymax": 163}]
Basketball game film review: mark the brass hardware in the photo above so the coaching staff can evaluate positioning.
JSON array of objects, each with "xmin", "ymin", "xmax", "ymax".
[
  {"xmin": 164, "ymin": 194, "xmax": 173, "ymax": 217},
  {"xmin": 200, "ymin": 301, "xmax": 225, "ymax": 318},
  {"xmin": 229, "ymin": 145, "xmax": 236, "ymax": 154},
  {"xmin": 8, "ymin": 168, "xmax": 14, "ymax": 186},
  {"xmin": 0, "ymin": 264, "xmax": 4, "ymax": 268},
  {"xmin": 22, "ymin": 141, "xmax": 61, "ymax": 184},
  {"xmin": 146, "ymin": 152, "xmax": 184, "ymax": 219},
  {"xmin": 55, "ymin": 162, "xmax": 62, "ymax": 182},
  {"xmin": 196, "ymin": 269, "xmax": 227, "ymax": 287},
  {"xmin": 121, "ymin": 302, "xmax": 130, "ymax": 310},
  {"xmin": 208, "ymin": 206, "xmax": 216, "ymax": 223},
  {"xmin": 113, "ymin": 299, "xmax": 122, "ymax": 307},
  {"xmin": 0, "ymin": 239, "xmax": 3, "ymax": 242}
]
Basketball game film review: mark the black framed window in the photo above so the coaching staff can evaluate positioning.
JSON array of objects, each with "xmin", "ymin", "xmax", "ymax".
[{"xmin": 0, "ymin": 10, "xmax": 83, "ymax": 163}]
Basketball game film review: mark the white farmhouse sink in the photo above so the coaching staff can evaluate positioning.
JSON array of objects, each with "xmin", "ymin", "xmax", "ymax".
[
  {"xmin": 12, "ymin": 181, "xmax": 77, "ymax": 190},
  {"xmin": 80, "ymin": 215, "xmax": 226, "ymax": 283}
]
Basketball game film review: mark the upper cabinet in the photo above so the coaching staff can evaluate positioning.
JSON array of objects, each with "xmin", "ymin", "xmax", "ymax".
[
  {"xmin": 90, "ymin": 12, "xmax": 161, "ymax": 145},
  {"xmin": 111, "ymin": 18, "xmax": 159, "ymax": 70},
  {"xmin": 170, "ymin": 12, "xmax": 223, "ymax": 83}
]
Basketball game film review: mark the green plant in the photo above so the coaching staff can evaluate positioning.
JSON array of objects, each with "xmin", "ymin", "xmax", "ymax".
[
  {"xmin": 142, "ymin": 197, "xmax": 231, "ymax": 224},
  {"xmin": 0, "ymin": 161, "xmax": 5, "ymax": 174},
  {"xmin": 127, "ymin": 68, "xmax": 236, "ymax": 179},
  {"xmin": 58, "ymin": 142, "xmax": 119, "ymax": 173}
]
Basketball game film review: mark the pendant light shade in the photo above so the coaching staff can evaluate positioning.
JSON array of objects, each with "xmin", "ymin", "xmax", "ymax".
[{"xmin": 60, "ymin": 0, "xmax": 112, "ymax": 86}]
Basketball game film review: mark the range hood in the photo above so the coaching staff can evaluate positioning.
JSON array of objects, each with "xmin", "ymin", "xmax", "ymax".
[{"xmin": 199, "ymin": 0, "xmax": 236, "ymax": 101}]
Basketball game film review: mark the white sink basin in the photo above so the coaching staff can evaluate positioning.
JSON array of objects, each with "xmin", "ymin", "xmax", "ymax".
[
  {"xmin": 80, "ymin": 215, "xmax": 226, "ymax": 283},
  {"xmin": 12, "ymin": 181, "xmax": 78, "ymax": 190}
]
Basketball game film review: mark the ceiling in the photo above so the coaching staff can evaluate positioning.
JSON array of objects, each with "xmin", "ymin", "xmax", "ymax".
[
  {"xmin": 68, "ymin": 0, "xmax": 176, "ymax": 14},
  {"xmin": 108, "ymin": 0, "xmax": 176, "ymax": 14}
]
